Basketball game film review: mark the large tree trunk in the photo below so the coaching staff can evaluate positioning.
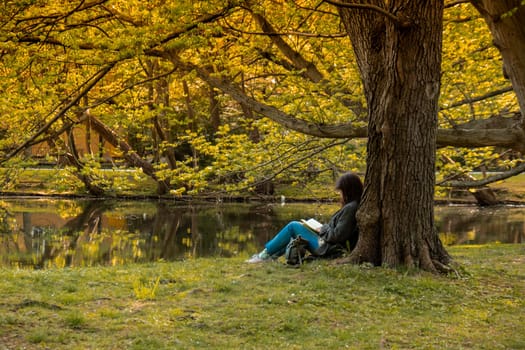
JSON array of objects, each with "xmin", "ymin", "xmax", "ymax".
[
  {"xmin": 336, "ymin": 0, "xmax": 450, "ymax": 271},
  {"xmin": 470, "ymin": 0, "xmax": 525, "ymax": 128}
]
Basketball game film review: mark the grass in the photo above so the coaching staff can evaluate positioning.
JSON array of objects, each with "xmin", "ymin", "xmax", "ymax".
[{"xmin": 0, "ymin": 244, "xmax": 524, "ymax": 349}]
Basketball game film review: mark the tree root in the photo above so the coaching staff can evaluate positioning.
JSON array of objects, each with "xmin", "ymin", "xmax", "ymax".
[
  {"xmin": 332, "ymin": 250, "xmax": 372, "ymax": 266},
  {"xmin": 332, "ymin": 256, "xmax": 354, "ymax": 265},
  {"xmin": 12, "ymin": 299, "xmax": 64, "ymax": 311},
  {"xmin": 432, "ymin": 259, "xmax": 461, "ymax": 277}
]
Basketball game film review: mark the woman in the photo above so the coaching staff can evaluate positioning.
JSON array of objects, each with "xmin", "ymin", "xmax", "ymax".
[{"xmin": 246, "ymin": 172, "xmax": 363, "ymax": 263}]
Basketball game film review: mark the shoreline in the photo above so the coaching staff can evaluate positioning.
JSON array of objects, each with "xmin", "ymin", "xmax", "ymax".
[{"xmin": 1, "ymin": 191, "xmax": 524, "ymax": 206}]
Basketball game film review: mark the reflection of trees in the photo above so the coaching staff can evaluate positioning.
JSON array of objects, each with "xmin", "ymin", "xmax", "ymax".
[
  {"xmin": 159, "ymin": 204, "xmax": 181, "ymax": 259},
  {"xmin": 199, "ymin": 204, "xmax": 280, "ymax": 257},
  {"xmin": 43, "ymin": 201, "xmax": 111, "ymax": 268},
  {"xmin": 137, "ymin": 203, "xmax": 283, "ymax": 259},
  {"xmin": 0, "ymin": 200, "xmax": 117, "ymax": 268},
  {"xmin": 149, "ymin": 203, "xmax": 182, "ymax": 260},
  {"xmin": 436, "ymin": 208, "xmax": 525, "ymax": 244},
  {"xmin": 191, "ymin": 207, "xmax": 201, "ymax": 258},
  {"xmin": 0, "ymin": 206, "xmax": 20, "ymax": 267},
  {"xmin": 64, "ymin": 201, "xmax": 107, "ymax": 264},
  {"xmin": 510, "ymin": 221, "xmax": 524, "ymax": 244},
  {"xmin": 0, "ymin": 201, "xmax": 334, "ymax": 267}
]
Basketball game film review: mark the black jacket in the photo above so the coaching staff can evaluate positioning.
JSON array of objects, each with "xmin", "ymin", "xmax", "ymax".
[{"xmin": 316, "ymin": 201, "xmax": 359, "ymax": 257}]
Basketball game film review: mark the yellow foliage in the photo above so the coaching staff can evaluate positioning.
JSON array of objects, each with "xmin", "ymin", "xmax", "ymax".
[{"xmin": 0, "ymin": 0, "xmax": 520, "ymax": 196}]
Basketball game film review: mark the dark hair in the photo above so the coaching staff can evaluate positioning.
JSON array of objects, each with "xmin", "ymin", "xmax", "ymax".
[{"xmin": 335, "ymin": 172, "xmax": 363, "ymax": 205}]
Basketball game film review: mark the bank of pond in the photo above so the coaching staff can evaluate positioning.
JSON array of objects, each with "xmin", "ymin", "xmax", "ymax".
[{"xmin": 0, "ymin": 198, "xmax": 523, "ymax": 269}]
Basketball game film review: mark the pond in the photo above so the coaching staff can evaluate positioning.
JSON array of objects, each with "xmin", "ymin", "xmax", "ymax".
[{"xmin": 0, "ymin": 198, "xmax": 523, "ymax": 269}]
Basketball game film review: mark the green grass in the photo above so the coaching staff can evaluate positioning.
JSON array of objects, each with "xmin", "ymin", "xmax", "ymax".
[{"xmin": 0, "ymin": 244, "xmax": 524, "ymax": 349}]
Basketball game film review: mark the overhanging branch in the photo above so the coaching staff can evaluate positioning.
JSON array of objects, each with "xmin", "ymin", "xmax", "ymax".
[
  {"xmin": 170, "ymin": 55, "xmax": 525, "ymax": 150},
  {"xmin": 436, "ymin": 127, "xmax": 525, "ymax": 152},
  {"xmin": 171, "ymin": 56, "xmax": 367, "ymax": 139}
]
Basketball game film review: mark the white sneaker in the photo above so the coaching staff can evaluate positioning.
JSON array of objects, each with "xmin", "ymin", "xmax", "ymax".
[
  {"xmin": 246, "ymin": 254, "xmax": 266, "ymax": 263},
  {"xmin": 245, "ymin": 249, "xmax": 271, "ymax": 263}
]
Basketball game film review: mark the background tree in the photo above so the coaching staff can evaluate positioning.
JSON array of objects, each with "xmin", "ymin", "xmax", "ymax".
[{"xmin": 469, "ymin": 0, "xmax": 525, "ymax": 122}]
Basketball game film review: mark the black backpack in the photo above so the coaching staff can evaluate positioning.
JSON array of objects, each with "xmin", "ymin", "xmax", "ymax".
[{"xmin": 284, "ymin": 235, "xmax": 310, "ymax": 265}]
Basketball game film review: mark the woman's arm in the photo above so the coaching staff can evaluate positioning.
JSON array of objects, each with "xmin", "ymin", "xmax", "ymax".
[{"xmin": 319, "ymin": 201, "xmax": 358, "ymax": 244}]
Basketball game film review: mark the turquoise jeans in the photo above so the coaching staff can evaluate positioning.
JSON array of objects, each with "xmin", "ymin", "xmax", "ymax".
[{"xmin": 265, "ymin": 221, "xmax": 320, "ymax": 257}]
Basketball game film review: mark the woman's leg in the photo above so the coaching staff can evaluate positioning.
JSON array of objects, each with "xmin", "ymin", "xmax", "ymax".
[{"xmin": 265, "ymin": 221, "xmax": 320, "ymax": 257}]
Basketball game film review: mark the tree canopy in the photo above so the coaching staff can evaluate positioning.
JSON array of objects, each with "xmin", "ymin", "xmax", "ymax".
[{"xmin": 0, "ymin": 0, "xmax": 523, "ymax": 197}]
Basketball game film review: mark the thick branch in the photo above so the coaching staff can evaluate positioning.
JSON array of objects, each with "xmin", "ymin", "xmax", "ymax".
[
  {"xmin": 436, "ymin": 127, "xmax": 525, "ymax": 152},
  {"xmin": 449, "ymin": 113, "xmax": 521, "ymax": 130},
  {"xmin": 248, "ymin": 10, "xmax": 366, "ymax": 117},
  {"xmin": 171, "ymin": 56, "xmax": 367, "ymax": 139},
  {"xmin": 249, "ymin": 10, "xmax": 324, "ymax": 82},
  {"xmin": 162, "ymin": 54, "xmax": 525, "ymax": 150}
]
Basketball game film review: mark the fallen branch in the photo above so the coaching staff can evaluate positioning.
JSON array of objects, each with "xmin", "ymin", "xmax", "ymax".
[{"xmin": 440, "ymin": 162, "xmax": 525, "ymax": 188}]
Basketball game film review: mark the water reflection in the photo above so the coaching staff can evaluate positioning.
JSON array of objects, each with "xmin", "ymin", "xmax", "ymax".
[
  {"xmin": 436, "ymin": 205, "xmax": 525, "ymax": 245},
  {"xmin": 0, "ymin": 198, "xmax": 523, "ymax": 268}
]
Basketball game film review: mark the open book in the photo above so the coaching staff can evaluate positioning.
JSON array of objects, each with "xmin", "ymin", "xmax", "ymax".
[{"xmin": 301, "ymin": 218, "xmax": 323, "ymax": 232}]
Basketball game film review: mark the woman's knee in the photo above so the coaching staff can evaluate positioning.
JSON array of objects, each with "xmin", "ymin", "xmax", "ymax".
[{"xmin": 288, "ymin": 221, "xmax": 303, "ymax": 230}]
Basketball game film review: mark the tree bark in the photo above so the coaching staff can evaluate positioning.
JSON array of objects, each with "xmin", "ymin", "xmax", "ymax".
[
  {"xmin": 336, "ymin": 0, "xmax": 450, "ymax": 271},
  {"xmin": 209, "ymin": 86, "xmax": 221, "ymax": 135}
]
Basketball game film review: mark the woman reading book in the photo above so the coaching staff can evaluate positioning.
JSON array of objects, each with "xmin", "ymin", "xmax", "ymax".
[{"xmin": 246, "ymin": 172, "xmax": 363, "ymax": 263}]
